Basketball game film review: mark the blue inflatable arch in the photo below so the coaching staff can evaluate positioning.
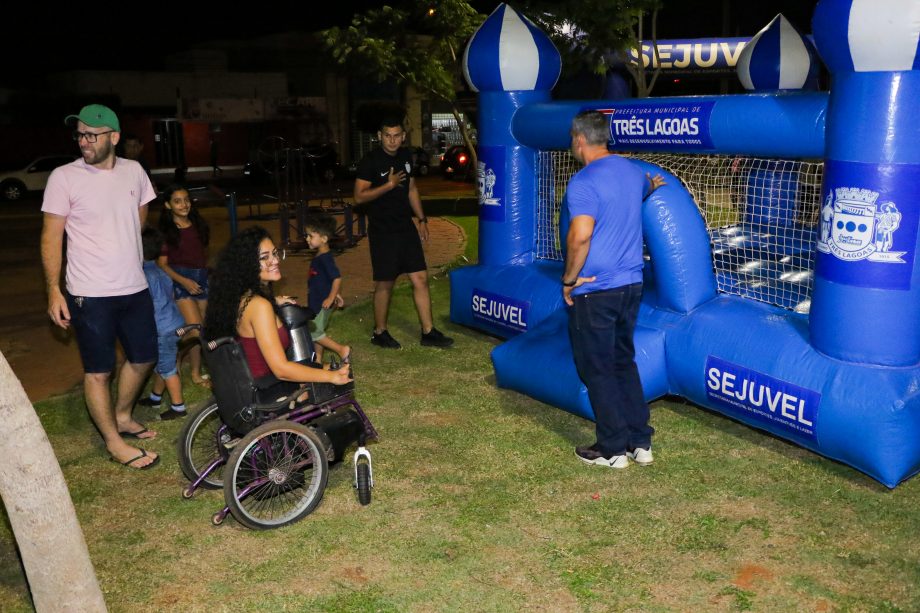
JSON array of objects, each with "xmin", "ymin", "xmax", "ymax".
[{"xmin": 449, "ymin": 0, "xmax": 920, "ymax": 487}]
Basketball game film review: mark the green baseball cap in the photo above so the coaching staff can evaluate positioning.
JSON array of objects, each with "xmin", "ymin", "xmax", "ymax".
[{"xmin": 64, "ymin": 104, "xmax": 120, "ymax": 132}]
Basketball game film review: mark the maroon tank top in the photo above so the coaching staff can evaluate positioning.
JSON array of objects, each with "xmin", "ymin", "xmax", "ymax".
[{"xmin": 237, "ymin": 325, "xmax": 291, "ymax": 379}]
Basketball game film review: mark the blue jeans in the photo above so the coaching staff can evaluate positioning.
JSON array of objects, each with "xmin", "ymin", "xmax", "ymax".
[
  {"xmin": 568, "ymin": 283, "xmax": 654, "ymax": 456},
  {"xmin": 155, "ymin": 331, "xmax": 180, "ymax": 378}
]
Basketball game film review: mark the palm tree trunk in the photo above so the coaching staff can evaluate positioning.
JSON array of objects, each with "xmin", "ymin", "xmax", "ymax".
[{"xmin": 0, "ymin": 351, "xmax": 106, "ymax": 612}]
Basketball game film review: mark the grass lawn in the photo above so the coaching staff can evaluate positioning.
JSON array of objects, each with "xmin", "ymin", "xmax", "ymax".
[{"xmin": 1, "ymin": 217, "xmax": 919, "ymax": 612}]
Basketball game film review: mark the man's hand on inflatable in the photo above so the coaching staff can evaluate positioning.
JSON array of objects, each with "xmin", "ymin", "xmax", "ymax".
[{"xmin": 645, "ymin": 173, "xmax": 666, "ymax": 199}]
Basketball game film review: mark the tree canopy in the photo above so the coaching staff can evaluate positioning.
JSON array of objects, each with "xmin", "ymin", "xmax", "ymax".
[
  {"xmin": 516, "ymin": 0, "xmax": 664, "ymax": 96},
  {"xmin": 321, "ymin": 0, "xmax": 666, "ymax": 163},
  {"xmin": 322, "ymin": 1, "xmax": 485, "ymax": 159}
]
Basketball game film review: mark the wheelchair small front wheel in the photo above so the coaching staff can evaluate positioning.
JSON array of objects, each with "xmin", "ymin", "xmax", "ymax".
[
  {"xmin": 223, "ymin": 421, "xmax": 329, "ymax": 530},
  {"xmin": 356, "ymin": 460, "xmax": 372, "ymax": 506},
  {"xmin": 177, "ymin": 398, "xmax": 228, "ymax": 490}
]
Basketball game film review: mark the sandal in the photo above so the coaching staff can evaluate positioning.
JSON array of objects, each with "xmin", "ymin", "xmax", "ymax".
[
  {"xmin": 112, "ymin": 449, "xmax": 160, "ymax": 470},
  {"xmin": 192, "ymin": 373, "xmax": 212, "ymax": 388}
]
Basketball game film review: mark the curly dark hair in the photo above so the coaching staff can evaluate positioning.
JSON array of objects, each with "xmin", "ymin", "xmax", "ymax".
[
  {"xmin": 204, "ymin": 226, "xmax": 276, "ymax": 341},
  {"xmin": 159, "ymin": 184, "xmax": 210, "ymax": 248},
  {"xmin": 304, "ymin": 212, "xmax": 337, "ymax": 240}
]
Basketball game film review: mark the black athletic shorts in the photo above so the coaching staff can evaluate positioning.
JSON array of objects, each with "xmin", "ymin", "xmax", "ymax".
[{"xmin": 369, "ymin": 230, "xmax": 427, "ymax": 281}]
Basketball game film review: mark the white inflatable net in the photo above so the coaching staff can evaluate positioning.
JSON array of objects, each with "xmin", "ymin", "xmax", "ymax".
[{"xmin": 536, "ymin": 151, "xmax": 824, "ymax": 313}]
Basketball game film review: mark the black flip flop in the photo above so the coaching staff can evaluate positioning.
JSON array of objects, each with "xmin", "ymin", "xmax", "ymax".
[
  {"xmin": 112, "ymin": 449, "xmax": 160, "ymax": 470},
  {"xmin": 120, "ymin": 427, "xmax": 156, "ymax": 440}
]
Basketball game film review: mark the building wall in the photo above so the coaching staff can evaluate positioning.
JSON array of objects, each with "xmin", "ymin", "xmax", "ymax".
[{"xmin": 47, "ymin": 70, "xmax": 289, "ymax": 108}]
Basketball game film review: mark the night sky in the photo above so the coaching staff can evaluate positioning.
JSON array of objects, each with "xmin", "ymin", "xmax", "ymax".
[{"xmin": 1, "ymin": 1, "xmax": 819, "ymax": 86}]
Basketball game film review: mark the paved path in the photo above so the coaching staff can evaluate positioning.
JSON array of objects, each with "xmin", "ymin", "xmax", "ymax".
[{"xmin": 1, "ymin": 177, "xmax": 473, "ymax": 402}]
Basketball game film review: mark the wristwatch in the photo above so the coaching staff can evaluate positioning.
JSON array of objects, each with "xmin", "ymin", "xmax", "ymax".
[
  {"xmin": 418, "ymin": 217, "xmax": 428, "ymax": 223},
  {"xmin": 562, "ymin": 278, "xmax": 577, "ymax": 287}
]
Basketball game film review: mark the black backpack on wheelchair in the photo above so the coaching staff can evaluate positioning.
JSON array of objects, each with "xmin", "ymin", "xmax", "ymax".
[{"xmin": 202, "ymin": 337, "xmax": 299, "ymax": 435}]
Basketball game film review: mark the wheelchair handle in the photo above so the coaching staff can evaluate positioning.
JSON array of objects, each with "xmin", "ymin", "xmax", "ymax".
[
  {"xmin": 206, "ymin": 336, "xmax": 236, "ymax": 351},
  {"xmin": 176, "ymin": 323, "xmax": 203, "ymax": 337}
]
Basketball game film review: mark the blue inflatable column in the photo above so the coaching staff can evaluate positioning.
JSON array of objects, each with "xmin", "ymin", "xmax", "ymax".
[
  {"xmin": 809, "ymin": 0, "xmax": 920, "ymax": 366},
  {"xmin": 462, "ymin": 3, "xmax": 562, "ymax": 266},
  {"xmin": 477, "ymin": 90, "xmax": 550, "ymax": 265}
]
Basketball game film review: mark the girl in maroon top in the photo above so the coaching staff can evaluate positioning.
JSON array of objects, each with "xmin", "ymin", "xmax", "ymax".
[
  {"xmin": 204, "ymin": 226, "xmax": 350, "ymax": 389},
  {"xmin": 158, "ymin": 185, "xmax": 211, "ymax": 386}
]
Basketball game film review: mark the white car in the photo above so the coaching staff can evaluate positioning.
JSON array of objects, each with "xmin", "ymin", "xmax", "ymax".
[{"xmin": 0, "ymin": 155, "xmax": 77, "ymax": 201}]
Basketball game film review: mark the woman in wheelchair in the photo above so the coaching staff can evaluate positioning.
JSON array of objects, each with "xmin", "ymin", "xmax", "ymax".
[
  {"xmin": 183, "ymin": 227, "xmax": 375, "ymax": 527},
  {"xmin": 204, "ymin": 226, "xmax": 351, "ymax": 397}
]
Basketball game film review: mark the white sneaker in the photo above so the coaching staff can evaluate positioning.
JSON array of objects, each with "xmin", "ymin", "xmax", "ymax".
[
  {"xmin": 575, "ymin": 445, "xmax": 629, "ymax": 469},
  {"xmin": 626, "ymin": 447, "xmax": 654, "ymax": 466}
]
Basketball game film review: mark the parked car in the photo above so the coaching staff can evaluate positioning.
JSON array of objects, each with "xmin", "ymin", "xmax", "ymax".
[
  {"xmin": 0, "ymin": 155, "xmax": 77, "ymax": 201},
  {"xmin": 441, "ymin": 144, "xmax": 473, "ymax": 180}
]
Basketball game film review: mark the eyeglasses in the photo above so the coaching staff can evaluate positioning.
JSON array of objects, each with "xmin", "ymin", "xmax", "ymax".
[
  {"xmin": 259, "ymin": 248, "xmax": 285, "ymax": 266},
  {"xmin": 73, "ymin": 130, "xmax": 114, "ymax": 143}
]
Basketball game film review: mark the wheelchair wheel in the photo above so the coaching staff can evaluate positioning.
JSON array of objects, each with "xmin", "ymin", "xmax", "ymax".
[
  {"xmin": 223, "ymin": 421, "xmax": 329, "ymax": 530},
  {"xmin": 177, "ymin": 398, "xmax": 229, "ymax": 490},
  {"xmin": 356, "ymin": 459, "xmax": 371, "ymax": 506}
]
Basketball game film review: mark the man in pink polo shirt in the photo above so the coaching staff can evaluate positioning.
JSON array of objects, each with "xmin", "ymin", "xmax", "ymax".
[{"xmin": 41, "ymin": 104, "xmax": 161, "ymax": 470}]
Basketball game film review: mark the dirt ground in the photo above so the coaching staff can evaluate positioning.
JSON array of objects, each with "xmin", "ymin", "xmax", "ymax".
[{"xmin": 0, "ymin": 176, "xmax": 471, "ymax": 402}]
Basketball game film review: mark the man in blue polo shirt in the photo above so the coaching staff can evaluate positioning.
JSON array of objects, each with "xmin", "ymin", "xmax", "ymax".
[{"xmin": 562, "ymin": 110, "xmax": 664, "ymax": 469}]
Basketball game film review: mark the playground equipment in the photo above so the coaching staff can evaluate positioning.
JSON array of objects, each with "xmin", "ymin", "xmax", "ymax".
[
  {"xmin": 450, "ymin": 0, "xmax": 920, "ymax": 487},
  {"xmin": 249, "ymin": 136, "xmax": 365, "ymax": 250}
]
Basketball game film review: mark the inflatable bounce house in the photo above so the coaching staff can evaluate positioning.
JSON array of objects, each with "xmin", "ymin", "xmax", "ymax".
[{"xmin": 450, "ymin": 0, "xmax": 920, "ymax": 488}]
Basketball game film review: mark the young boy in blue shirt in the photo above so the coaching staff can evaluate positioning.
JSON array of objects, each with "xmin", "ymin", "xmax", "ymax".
[
  {"xmin": 305, "ymin": 214, "xmax": 351, "ymax": 365},
  {"xmin": 141, "ymin": 227, "xmax": 187, "ymax": 419}
]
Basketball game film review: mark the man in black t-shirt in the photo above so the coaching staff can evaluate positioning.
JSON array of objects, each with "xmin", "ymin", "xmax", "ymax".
[{"xmin": 354, "ymin": 116, "xmax": 453, "ymax": 349}]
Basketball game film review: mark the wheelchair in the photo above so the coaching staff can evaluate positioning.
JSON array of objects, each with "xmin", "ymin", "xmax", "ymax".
[{"xmin": 176, "ymin": 303, "xmax": 377, "ymax": 530}]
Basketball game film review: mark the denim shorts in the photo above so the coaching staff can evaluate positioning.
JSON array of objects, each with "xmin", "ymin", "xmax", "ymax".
[
  {"xmin": 156, "ymin": 331, "xmax": 180, "ymax": 378},
  {"xmin": 66, "ymin": 289, "xmax": 158, "ymax": 373},
  {"xmin": 172, "ymin": 266, "xmax": 209, "ymax": 301}
]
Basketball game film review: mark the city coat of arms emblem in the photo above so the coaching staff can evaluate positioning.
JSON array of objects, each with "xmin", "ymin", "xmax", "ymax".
[{"xmin": 817, "ymin": 187, "xmax": 904, "ymax": 264}]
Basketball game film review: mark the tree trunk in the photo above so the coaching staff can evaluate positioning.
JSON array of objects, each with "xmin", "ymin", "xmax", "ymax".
[
  {"xmin": 451, "ymin": 105, "xmax": 479, "ymax": 175},
  {"xmin": 626, "ymin": 9, "xmax": 662, "ymax": 98},
  {"xmin": 0, "ymin": 351, "xmax": 106, "ymax": 612}
]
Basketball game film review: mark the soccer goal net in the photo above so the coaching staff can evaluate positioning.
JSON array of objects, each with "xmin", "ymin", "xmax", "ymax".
[{"xmin": 536, "ymin": 151, "xmax": 824, "ymax": 313}]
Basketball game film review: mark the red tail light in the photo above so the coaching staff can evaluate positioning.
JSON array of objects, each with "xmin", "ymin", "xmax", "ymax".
[{"xmin": 458, "ymin": 153, "xmax": 468, "ymax": 165}]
